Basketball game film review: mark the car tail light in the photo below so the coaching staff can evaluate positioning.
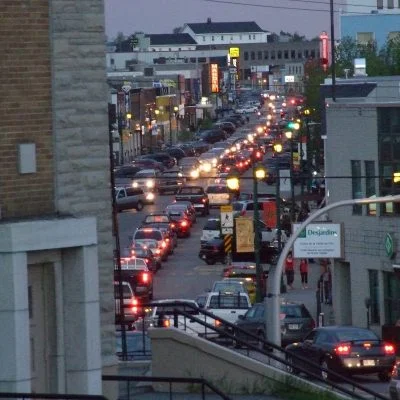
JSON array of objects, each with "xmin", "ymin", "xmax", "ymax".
[
  {"xmin": 144, "ymin": 258, "xmax": 150, "ymax": 264},
  {"xmin": 161, "ymin": 241, "xmax": 167, "ymax": 248},
  {"xmin": 256, "ymin": 151, "xmax": 261, "ymax": 158},
  {"xmin": 181, "ymin": 220, "xmax": 188, "ymax": 227},
  {"xmin": 165, "ymin": 237, "xmax": 170, "ymax": 242},
  {"xmin": 131, "ymin": 298, "xmax": 139, "ymax": 313},
  {"xmin": 170, "ymin": 223, "xmax": 176, "ymax": 228},
  {"xmin": 163, "ymin": 319, "xmax": 171, "ymax": 328},
  {"xmin": 335, "ymin": 343, "xmax": 351, "ymax": 355},
  {"xmin": 155, "ymin": 248, "xmax": 161, "ymax": 255},
  {"xmin": 142, "ymin": 272, "xmax": 149, "ymax": 283},
  {"xmin": 202, "ymin": 198, "xmax": 207, "ymax": 203},
  {"xmin": 384, "ymin": 343, "xmax": 395, "ymax": 355},
  {"xmin": 214, "ymin": 319, "xmax": 222, "ymax": 327},
  {"xmin": 131, "ymin": 250, "xmax": 135, "ymax": 256}
]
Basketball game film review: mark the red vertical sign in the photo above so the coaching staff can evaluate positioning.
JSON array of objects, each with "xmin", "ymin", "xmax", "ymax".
[{"xmin": 263, "ymin": 201, "xmax": 277, "ymax": 228}]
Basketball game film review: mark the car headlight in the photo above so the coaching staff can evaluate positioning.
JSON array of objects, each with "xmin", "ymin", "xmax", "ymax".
[
  {"xmin": 212, "ymin": 158, "xmax": 217, "ymax": 166},
  {"xmin": 146, "ymin": 192, "xmax": 155, "ymax": 201},
  {"xmin": 146, "ymin": 180, "xmax": 154, "ymax": 188},
  {"xmin": 203, "ymin": 162, "xmax": 212, "ymax": 172},
  {"xmin": 190, "ymin": 169, "xmax": 199, "ymax": 179},
  {"xmin": 132, "ymin": 182, "xmax": 138, "ymax": 188}
]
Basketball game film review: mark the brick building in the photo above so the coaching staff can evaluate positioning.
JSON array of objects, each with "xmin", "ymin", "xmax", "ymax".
[{"xmin": 0, "ymin": 0, "xmax": 114, "ymax": 394}]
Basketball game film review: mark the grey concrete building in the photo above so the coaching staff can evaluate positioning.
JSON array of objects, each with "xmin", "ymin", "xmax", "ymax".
[
  {"xmin": 0, "ymin": 0, "xmax": 114, "ymax": 395},
  {"xmin": 323, "ymin": 76, "xmax": 400, "ymax": 337}
]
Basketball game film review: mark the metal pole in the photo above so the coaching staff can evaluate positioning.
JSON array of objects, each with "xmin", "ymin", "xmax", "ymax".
[
  {"xmin": 290, "ymin": 138, "xmax": 295, "ymax": 222},
  {"xmin": 267, "ymin": 194, "xmax": 400, "ymax": 347},
  {"xmin": 253, "ymin": 167, "xmax": 263, "ymax": 303},
  {"xmin": 330, "ymin": 0, "xmax": 336, "ymax": 102},
  {"xmin": 108, "ymin": 123, "xmax": 127, "ymax": 359},
  {"xmin": 169, "ymin": 104, "xmax": 172, "ymax": 146},
  {"xmin": 276, "ymin": 168, "xmax": 281, "ymax": 251},
  {"xmin": 306, "ymin": 119, "xmax": 311, "ymax": 193},
  {"xmin": 118, "ymin": 114, "xmax": 124, "ymax": 165}
]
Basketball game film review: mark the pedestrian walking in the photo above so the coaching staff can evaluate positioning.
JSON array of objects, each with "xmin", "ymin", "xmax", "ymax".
[
  {"xmin": 320, "ymin": 265, "xmax": 332, "ymax": 304},
  {"xmin": 285, "ymin": 251, "xmax": 295, "ymax": 290},
  {"xmin": 299, "ymin": 258, "xmax": 309, "ymax": 289}
]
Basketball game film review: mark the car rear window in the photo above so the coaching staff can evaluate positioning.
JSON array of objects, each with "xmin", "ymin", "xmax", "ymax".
[
  {"xmin": 155, "ymin": 304, "xmax": 199, "ymax": 316},
  {"xmin": 281, "ymin": 305, "xmax": 310, "ymax": 318},
  {"xmin": 134, "ymin": 230, "xmax": 162, "ymax": 241},
  {"xmin": 232, "ymin": 202, "xmax": 244, "ymax": 211},
  {"xmin": 204, "ymin": 220, "xmax": 220, "ymax": 230},
  {"xmin": 179, "ymin": 187, "xmax": 203, "ymax": 195},
  {"xmin": 145, "ymin": 215, "xmax": 169, "ymax": 223},
  {"xmin": 206, "ymin": 186, "xmax": 228, "ymax": 194},
  {"xmin": 209, "ymin": 295, "xmax": 249, "ymax": 309}
]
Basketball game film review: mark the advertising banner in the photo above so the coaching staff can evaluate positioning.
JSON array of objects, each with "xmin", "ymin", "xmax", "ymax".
[
  {"xmin": 235, "ymin": 217, "xmax": 254, "ymax": 253},
  {"xmin": 263, "ymin": 201, "xmax": 277, "ymax": 228}
]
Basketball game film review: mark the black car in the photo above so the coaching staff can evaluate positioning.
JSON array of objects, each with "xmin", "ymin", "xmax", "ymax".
[
  {"xmin": 130, "ymin": 244, "xmax": 160, "ymax": 272},
  {"xmin": 165, "ymin": 147, "xmax": 186, "ymax": 162},
  {"xmin": 197, "ymin": 129, "xmax": 227, "ymax": 144},
  {"xmin": 198, "ymin": 238, "xmax": 226, "ymax": 265},
  {"xmin": 166, "ymin": 210, "xmax": 191, "ymax": 238},
  {"xmin": 141, "ymin": 153, "xmax": 176, "ymax": 169},
  {"xmin": 285, "ymin": 326, "xmax": 396, "ymax": 382},
  {"xmin": 233, "ymin": 302, "xmax": 315, "ymax": 348}
]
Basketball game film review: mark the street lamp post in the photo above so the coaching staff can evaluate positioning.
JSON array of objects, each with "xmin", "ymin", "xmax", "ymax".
[
  {"xmin": 266, "ymin": 194, "xmax": 400, "ymax": 347},
  {"xmin": 253, "ymin": 164, "xmax": 266, "ymax": 303},
  {"xmin": 285, "ymin": 130, "xmax": 296, "ymax": 222}
]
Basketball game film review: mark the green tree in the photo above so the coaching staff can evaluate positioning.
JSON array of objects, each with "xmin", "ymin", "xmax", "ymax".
[
  {"xmin": 335, "ymin": 36, "xmax": 359, "ymax": 77},
  {"xmin": 382, "ymin": 36, "xmax": 400, "ymax": 74},
  {"xmin": 114, "ymin": 32, "xmax": 125, "ymax": 52}
]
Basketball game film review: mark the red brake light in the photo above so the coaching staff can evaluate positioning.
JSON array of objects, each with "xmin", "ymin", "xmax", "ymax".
[
  {"xmin": 155, "ymin": 249, "xmax": 161, "ymax": 255},
  {"xmin": 142, "ymin": 272, "xmax": 149, "ymax": 283},
  {"xmin": 202, "ymin": 198, "xmax": 207, "ymax": 203},
  {"xmin": 181, "ymin": 220, "xmax": 188, "ymax": 227},
  {"xmin": 161, "ymin": 241, "xmax": 167, "ymax": 248},
  {"xmin": 384, "ymin": 343, "xmax": 395, "ymax": 355},
  {"xmin": 335, "ymin": 343, "xmax": 351, "ymax": 356},
  {"xmin": 163, "ymin": 319, "xmax": 171, "ymax": 328},
  {"xmin": 170, "ymin": 223, "xmax": 176, "ymax": 228},
  {"xmin": 215, "ymin": 319, "xmax": 222, "ymax": 327},
  {"xmin": 131, "ymin": 298, "xmax": 139, "ymax": 313}
]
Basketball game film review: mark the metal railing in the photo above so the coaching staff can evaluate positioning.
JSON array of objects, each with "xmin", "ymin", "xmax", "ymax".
[
  {"xmin": 0, "ymin": 393, "xmax": 108, "ymax": 400},
  {"xmin": 102, "ymin": 375, "xmax": 232, "ymax": 400},
  {"xmin": 124, "ymin": 300, "xmax": 390, "ymax": 400}
]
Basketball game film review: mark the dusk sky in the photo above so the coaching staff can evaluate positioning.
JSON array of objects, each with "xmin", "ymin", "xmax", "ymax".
[{"xmin": 104, "ymin": 0, "xmax": 334, "ymax": 41}]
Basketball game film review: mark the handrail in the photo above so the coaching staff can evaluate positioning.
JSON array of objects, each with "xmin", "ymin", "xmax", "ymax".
[
  {"xmin": 102, "ymin": 375, "xmax": 232, "ymax": 400},
  {"xmin": 136, "ymin": 300, "xmax": 389, "ymax": 400},
  {"xmin": 0, "ymin": 394, "xmax": 107, "ymax": 400}
]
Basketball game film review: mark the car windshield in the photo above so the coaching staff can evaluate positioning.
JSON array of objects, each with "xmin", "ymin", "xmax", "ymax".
[
  {"xmin": 135, "ymin": 239, "xmax": 158, "ymax": 249},
  {"xmin": 135, "ymin": 171, "xmax": 155, "ymax": 178},
  {"xmin": 204, "ymin": 220, "xmax": 220, "ymax": 230},
  {"xmin": 179, "ymin": 187, "xmax": 203, "ymax": 195},
  {"xmin": 134, "ymin": 230, "xmax": 162, "ymax": 241},
  {"xmin": 232, "ymin": 202, "xmax": 244, "ymax": 211},
  {"xmin": 207, "ymin": 186, "xmax": 228, "ymax": 194},
  {"xmin": 335, "ymin": 329, "xmax": 379, "ymax": 342}
]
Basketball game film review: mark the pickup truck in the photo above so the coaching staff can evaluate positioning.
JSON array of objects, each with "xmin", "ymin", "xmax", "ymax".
[
  {"xmin": 175, "ymin": 186, "xmax": 210, "ymax": 216},
  {"xmin": 115, "ymin": 187, "xmax": 153, "ymax": 212}
]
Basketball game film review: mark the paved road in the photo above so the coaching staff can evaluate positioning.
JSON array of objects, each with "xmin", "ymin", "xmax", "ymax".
[{"xmin": 116, "ymin": 120, "xmax": 391, "ymax": 398}]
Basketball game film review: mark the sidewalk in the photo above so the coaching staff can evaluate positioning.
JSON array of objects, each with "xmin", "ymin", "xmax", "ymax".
[{"xmin": 282, "ymin": 259, "xmax": 334, "ymax": 325}]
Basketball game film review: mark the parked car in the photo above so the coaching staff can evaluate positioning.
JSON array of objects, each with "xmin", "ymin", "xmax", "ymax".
[
  {"xmin": 200, "ymin": 218, "xmax": 221, "ymax": 244},
  {"xmin": 205, "ymin": 185, "xmax": 232, "ymax": 207},
  {"xmin": 285, "ymin": 326, "xmax": 396, "ymax": 382},
  {"xmin": 158, "ymin": 170, "xmax": 185, "ymax": 194},
  {"xmin": 164, "ymin": 147, "xmax": 186, "ymax": 162},
  {"xmin": 198, "ymin": 238, "xmax": 226, "ymax": 265},
  {"xmin": 233, "ymin": 301, "xmax": 315, "ymax": 349},
  {"xmin": 114, "ymin": 165, "xmax": 143, "ymax": 186},
  {"xmin": 131, "ymin": 158, "xmax": 165, "ymax": 172},
  {"xmin": 141, "ymin": 152, "xmax": 176, "ymax": 169}
]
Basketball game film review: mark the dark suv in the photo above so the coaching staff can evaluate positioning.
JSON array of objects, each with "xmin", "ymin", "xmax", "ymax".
[
  {"xmin": 233, "ymin": 302, "xmax": 315, "ymax": 347},
  {"xmin": 141, "ymin": 153, "xmax": 176, "ymax": 169}
]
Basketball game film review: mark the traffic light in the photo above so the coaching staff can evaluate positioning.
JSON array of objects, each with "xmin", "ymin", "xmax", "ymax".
[{"xmin": 287, "ymin": 121, "xmax": 300, "ymax": 130}]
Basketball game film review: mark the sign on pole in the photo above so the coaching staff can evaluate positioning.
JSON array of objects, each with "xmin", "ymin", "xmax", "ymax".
[
  {"xmin": 280, "ymin": 169, "xmax": 291, "ymax": 192},
  {"xmin": 235, "ymin": 217, "xmax": 254, "ymax": 253},
  {"xmin": 221, "ymin": 205, "xmax": 233, "ymax": 227},
  {"xmin": 293, "ymin": 223, "xmax": 343, "ymax": 258}
]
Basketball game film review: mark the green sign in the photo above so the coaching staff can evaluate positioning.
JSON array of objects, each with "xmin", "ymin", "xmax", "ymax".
[{"xmin": 384, "ymin": 233, "xmax": 394, "ymax": 259}]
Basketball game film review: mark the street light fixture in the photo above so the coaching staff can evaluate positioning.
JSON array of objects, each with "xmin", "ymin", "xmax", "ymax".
[
  {"xmin": 253, "ymin": 163, "xmax": 267, "ymax": 303},
  {"xmin": 284, "ymin": 130, "xmax": 295, "ymax": 222}
]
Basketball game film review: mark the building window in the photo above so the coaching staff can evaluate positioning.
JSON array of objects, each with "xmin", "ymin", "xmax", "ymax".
[
  {"xmin": 221, "ymin": 35, "xmax": 224, "ymax": 40},
  {"xmin": 230, "ymin": 36, "xmax": 234, "ymax": 40},
  {"xmin": 203, "ymin": 36, "xmax": 206, "ymax": 41},
  {"xmin": 389, "ymin": 32, "xmax": 400, "ymax": 40},
  {"xmin": 288, "ymin": 66, "xmax": 291, "ymax": 74},
  {"xmin": 257, "ymin": 51, "xmax": 262, "ymax": 60},
  {"xmin": 357, "ymin": 32, "xmax": 373, "ymax": 45},
  {"xmin": 291, "ymin": 50, "xmax": 295, "ymax": 59},
  {"xmin": 369, "ymin": 270, "xmax": 380, "ymax": 325},
  {"xmin": 311, "ymin": 50, "xmax": 315, "ymax": 58},
  {"xmin": 244, "ymin": 51, "xmax": 249, "ymax": 61},
  {"xmin": 277, "ymin": 50, "xmax": 282, "ymax": 59},
  {"xmin": 271, "ymin": 50, "xmax": 276, "ymax": 60},
  {"xmin": 284, "ymin": 50, "xmax": 289, "ymax": 59},
  {"xmin": 251, "ymin": 51, "xmax": 255, "ymax": 60},
  {"xmin": 304, "ymin": 49, "xmax": 309, "ymax": 58},
  {"xmin": 377, "ymin": 0, "xmax": 383, "ymax": 8},
  {"xmin": 388, "ymin": 0, "xmax": 394, "ymax": 8},
  {"xmin": 253, "ymin": 34, "xmax": 256, "ymax": 39},
  {"xmin": 298, "ymin": 51, "xmax": 302, "ymax": 59},
  {"xmin": 249, "ymin": 35, "xmax": 252, "ymax": 40},
  {"xmin": 264, "ymin": 50, "xmax": 269, "ymax": 59},
  {"xmin": 383, "ymin": 271, "xmax": 400, "ymax": 324},
  {"xmin": 365, "ymin": 161, "xmax": 376, "ymax": 215},
  {"xmin": 240, "ymin": 35, "xmax": 242, "ymax": 40},
  {"xmin": 378, "ymin": 107, "xmax": 400, "ymax": 215},
  {"xmin": 211, "ymin": 36, "xmax": 214, "ymax": 41},
  {"xmin": 351, "ymin": 160, "xmax": 362, "ymax": 214}
]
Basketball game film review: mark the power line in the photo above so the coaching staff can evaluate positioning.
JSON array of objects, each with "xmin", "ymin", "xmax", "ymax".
[{"xmin": 199, "ymin": 0, "xmax": 396, "ymax": 14}]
